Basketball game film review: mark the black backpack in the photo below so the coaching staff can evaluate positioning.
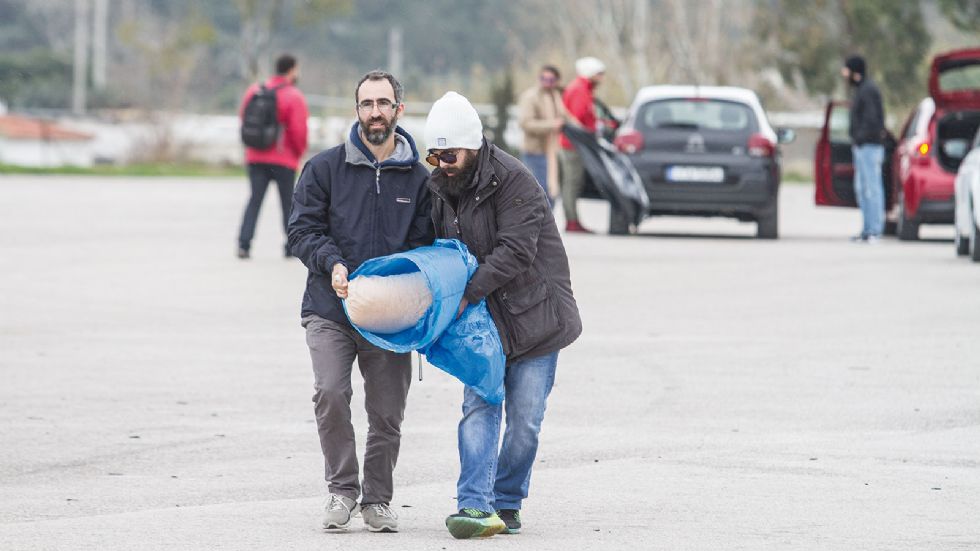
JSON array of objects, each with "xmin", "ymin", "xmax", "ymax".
[{"xmin": 240, "ymin": 83, "xmax": 285, "ymax": 149}]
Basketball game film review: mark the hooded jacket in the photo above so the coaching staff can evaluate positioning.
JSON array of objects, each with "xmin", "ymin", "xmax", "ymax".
[
  {"xmin": 430, "ymin": 142, "xmax": 582, "ymax": 363},
  {"xmin": 240, "ymin": 75, "xmax": 309, "ymax": 170},
  {"xmin": 849, "ymin": 77, "xmax": 885, "ymax": 146},
  {"xmin": 288, "ymin": 123, "xmax": 434, "ymax": 324}
]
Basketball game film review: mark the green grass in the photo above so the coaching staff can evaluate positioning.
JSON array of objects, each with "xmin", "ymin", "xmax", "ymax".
[
  {"xmin": 0, "ymin": 162, "xmax": 244, "ymax": 177},
  {"xmin": 781, "ymin": 169, "xmax": 813, "ymax": 183}
]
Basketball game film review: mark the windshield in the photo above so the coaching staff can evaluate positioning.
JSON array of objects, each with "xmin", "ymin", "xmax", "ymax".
[
  {"xmin": 636, "ymin": 98, "xmax": 758, "ymax": 132},
  {"xmin": 938, "ymin": 63, "xmax": 980, "ymax": 93}
]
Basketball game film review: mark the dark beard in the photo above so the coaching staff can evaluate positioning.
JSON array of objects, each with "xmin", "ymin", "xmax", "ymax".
[
  {"xmin": 430, "ymin": 157, "xmax": 479, "ymax": 198},
  {"xmin": 361, "ymin": 115, "xmax": 397, "ymax": 146}
]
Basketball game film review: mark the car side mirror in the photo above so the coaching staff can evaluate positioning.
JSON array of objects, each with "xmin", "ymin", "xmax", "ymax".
[{"xmin": 776, "ymin": 127, "xmax": 796, "ymax": 144}]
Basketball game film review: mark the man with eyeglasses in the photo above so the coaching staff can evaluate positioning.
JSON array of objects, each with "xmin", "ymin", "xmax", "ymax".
[
  {"xmin": 287, "ymin": 70, "xmax": 434, "ymax": 534},
  {"xmin": 423, "ymin": 91, "xmax": 582, "ymax": 539},
  {"xmin": 518, "ymin": 65, "xmax": 566, "ymax": 207}
]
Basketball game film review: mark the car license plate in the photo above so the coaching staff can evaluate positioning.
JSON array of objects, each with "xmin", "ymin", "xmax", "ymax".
[{"xmin": 666, "ymin": 166, "xmax": 725, "ymax": 183}]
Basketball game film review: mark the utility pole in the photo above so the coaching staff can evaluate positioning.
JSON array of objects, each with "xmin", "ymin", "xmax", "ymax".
[
  {"xmin": 72, "ymin": 0, "xmax": 90, "ymax": 114},
  {"xmin": 92, "ymin": 0, "xmax": 108, "ymax": 90},
  {"xmin": 388, "ymin": 26, "xmax": 402, "ymax": 80}
]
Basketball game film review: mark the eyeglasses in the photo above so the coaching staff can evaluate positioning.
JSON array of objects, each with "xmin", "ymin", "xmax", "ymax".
[
  {"xmin": 426, "ymin": 149, "xmax": 458, "ymax": 167},
  {"xmin": 357, "ymin": 99, "xmax": 398, "ymax": 113},
  {"xmin": 539, "ymin": 75, "xmax": 558, "ymax": 84}
]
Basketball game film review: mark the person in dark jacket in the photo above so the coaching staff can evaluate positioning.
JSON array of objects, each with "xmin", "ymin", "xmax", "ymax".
[
  {"xmin": 843, "ymin": 54, "xmax": 887, "ymax": 243},
  {"xmin": 238, "ymin": 54, "xmax": 309, "ymax": 259},
  {"xmin": 287, "ymin": 70, "xmax": 434, "ymax": 533},
  {"xmin": 423, "ymin": 91, "xmax": 583, "ymax": 539}
]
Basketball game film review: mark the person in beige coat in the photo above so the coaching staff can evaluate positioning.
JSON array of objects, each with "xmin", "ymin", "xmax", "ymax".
[{"xmin": 517, "ymin": 65, "xmax": 566, "ymax": 207}]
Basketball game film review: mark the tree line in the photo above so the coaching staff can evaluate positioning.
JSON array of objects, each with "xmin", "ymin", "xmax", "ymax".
[{"xmin": 1, "ymin": 0, "xmax": 978, "ymax": 116}]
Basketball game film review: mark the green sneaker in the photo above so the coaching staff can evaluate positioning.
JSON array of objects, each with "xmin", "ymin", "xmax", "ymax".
[
  {"xmin": 445, "ymin": 508, "xmax": 506, "ymax": 539},
  {"xmin": 496, "ymin": 509, "xmax": 521, "ymax": 534}
]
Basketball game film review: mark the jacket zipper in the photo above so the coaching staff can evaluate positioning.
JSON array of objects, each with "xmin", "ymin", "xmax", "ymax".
[
  {"xmin": 430, "ymin": 187, "xmax": 462, "ymax": 238},
  {"xmin": 375, "ymin": 166, "xmax": 381, "ymax": 194}
]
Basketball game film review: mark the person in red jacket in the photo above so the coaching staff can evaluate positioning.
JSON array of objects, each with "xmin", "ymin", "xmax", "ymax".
[
  {"xmin": 558, "ymin": 56, "xmax": 606, "ymax": 234},
  {"xmin": 237, "ymin": 54, "xmax": 309, "ymax": 259}
]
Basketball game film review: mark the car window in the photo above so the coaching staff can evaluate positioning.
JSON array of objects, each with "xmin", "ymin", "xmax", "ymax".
[
  {"xmin": 829, "ymin": 105, "xmax": 850, "ymax": 144},
  {"xmin": 939, "ymin": 63, "xmax": 980, "ymax": 92},
  {"xmin": 636, "ymin": 99, "xmax": 758, "ymax": 132},
  {"xmin": 943, "ymin": 139, "xmax": 970, "ymax": 160},
  {"xmin": 903, "ymin": 110, "xmax": 919, "ymax": 141}
]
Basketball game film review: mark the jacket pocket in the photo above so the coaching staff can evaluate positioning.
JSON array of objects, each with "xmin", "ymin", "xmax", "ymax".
[{"xmin": 500, "ymin": 280, "xmax": 562, "ymax": 357}]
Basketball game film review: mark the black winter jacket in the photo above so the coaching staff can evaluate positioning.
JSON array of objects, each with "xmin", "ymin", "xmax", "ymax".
[
  {"xmin": 288, "ymin": 124, "xmax": 434, "ymax": 324},
  {"xmin": 849, "ymin": 78, "xmax": 885, "ymax": 146},
  {"xmin": 430, "ymin": 143, "xmax": 582, "ymax": 363}
]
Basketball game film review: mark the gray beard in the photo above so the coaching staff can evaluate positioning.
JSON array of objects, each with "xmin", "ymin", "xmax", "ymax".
[{"xmin": 362, "ymin": 117, "xmax": 397, "ymax": 146}]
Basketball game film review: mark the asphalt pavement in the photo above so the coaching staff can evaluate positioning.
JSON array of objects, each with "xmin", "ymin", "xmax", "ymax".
[{"xmin": 1, "ymin": 175, "xmax": 978, "ymax": 550}]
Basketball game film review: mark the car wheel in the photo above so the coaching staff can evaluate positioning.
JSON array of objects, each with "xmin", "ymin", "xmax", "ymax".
[
  {"xmin": 756, "ymin": 203, "xmax": 778, "ymax": 239},
  {"xmin": 955, "ymin": 227, "xmax": 970, "ymax": 256},
  {"xmin": 608, "ymin": 204, "xmax": 630, "ymax": 235},
  {"xmin": 971, "ymin": 206, "xmax": 980, "ymax": 263},
  {"xmin": 896, "ymin": 189, "xmax": 919, "ymax": 241}
]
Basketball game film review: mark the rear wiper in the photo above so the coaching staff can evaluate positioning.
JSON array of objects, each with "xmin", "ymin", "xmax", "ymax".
[{"xmin": 657, "ymin": 122, "xmax": 699, "ymax": 130}]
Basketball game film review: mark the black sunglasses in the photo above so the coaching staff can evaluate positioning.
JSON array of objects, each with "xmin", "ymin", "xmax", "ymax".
[{"xmin": 426, "ymin": 149, "xmax": 458, "ymax": 167}]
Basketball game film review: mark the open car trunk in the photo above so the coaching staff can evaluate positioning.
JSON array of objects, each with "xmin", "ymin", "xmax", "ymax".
[{"xmin": 935, "ymin": 110, "xmax": 980, "ymax": 173}]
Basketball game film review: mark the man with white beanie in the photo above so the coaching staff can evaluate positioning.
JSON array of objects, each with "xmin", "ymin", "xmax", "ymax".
[
  {"xmin": 558, "ymin": 56, "xmax": 607, "ymax": 233},
  {"xmin": 424, "ymin": 91, "xmax": 583, "ymax": 539}
]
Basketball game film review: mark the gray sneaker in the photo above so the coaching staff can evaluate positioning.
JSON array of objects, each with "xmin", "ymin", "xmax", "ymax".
[
  {"xmin": 361, "ymin": 503, "xmax": 399, "ymax": 532},
  {"xmin": 322, "ymin": 494, "xmax": 357, "ymax": 530}
]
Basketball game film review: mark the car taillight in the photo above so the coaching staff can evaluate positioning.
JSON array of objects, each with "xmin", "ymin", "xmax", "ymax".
[
  {"xmin": 747, "ymin": 133, "xmax": 775, "ymax": 157},
  {"xmin": 614, "ymin": 129, "xmax": 644, "ymax": 154},
  {"xmin": 914, "ymin": 141, "xmax": 931, "ymax": 165}
]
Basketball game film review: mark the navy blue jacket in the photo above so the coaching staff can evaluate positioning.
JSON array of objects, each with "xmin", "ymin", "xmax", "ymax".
[{"xmin": 287, "ymin": 124, "xmax": 434, "ymax": 324}]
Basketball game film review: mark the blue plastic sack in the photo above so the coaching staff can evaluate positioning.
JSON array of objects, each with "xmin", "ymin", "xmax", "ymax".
[
  {"xmin": 344, "ymin": 239, "xmax": 475, "ymax": 352},
  {"xmin": 343, "ymin": 239, "xmax": 505, "ymax": 404},
  {"xmin": 420, "ymin": 300, "xmax": 505, "ymax": 404}
]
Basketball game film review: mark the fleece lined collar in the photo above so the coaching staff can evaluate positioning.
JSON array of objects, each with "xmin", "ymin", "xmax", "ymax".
[{"xmin": 345, "ymin": 123, "xmax": 419, "ymax": 170}]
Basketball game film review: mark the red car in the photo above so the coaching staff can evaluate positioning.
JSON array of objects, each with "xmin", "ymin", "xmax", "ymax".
[{"xmin": 815, "ymin": 48, "xmax": 980, "ymax": 240}]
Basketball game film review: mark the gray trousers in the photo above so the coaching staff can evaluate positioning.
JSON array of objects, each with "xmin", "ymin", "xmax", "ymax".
[
  {"xmin": 303, "ymin": 315, "xmax": 412, "ymax": 505},
  {"xmin": 559, "ymin": 148, "xmax": 585, "ymax": 223}
]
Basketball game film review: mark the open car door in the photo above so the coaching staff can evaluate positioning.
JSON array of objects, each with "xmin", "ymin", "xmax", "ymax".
[
  {"xmin": 814, "ymin": 101, "xmax": 857, "ymax": 206},
  {"xmin": 814, "ymin": 100, "xmax": 897, "ymax": 209}
]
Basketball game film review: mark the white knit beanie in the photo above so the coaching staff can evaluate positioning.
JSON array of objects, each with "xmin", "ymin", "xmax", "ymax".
[
  {"xmin": 424, "ymin": 91, "xmax": 484, "ymax": 151},
  {"xmin": 575, "ymin": 56, "xmax": 606, "ymax": 79}
]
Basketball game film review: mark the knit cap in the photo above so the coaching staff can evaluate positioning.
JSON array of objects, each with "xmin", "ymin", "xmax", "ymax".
[{"xmin": 424, "ymin": 91, "xmax": 484, "ymax": 151}]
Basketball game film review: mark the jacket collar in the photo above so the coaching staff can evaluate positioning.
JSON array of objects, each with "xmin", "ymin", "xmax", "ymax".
[
  {"xmin": 264, "ymin": 75, "xmax": 292, "ymax": 89},
  {"xmin": 345, "ymin": 123, "xmax": 419, "ymax": 170}
]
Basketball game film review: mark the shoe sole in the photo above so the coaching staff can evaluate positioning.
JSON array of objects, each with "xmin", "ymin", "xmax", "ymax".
[
  {"xmin": 365, "ymin": 524, "xmax": 398, "ymax": 533},
  {"xmin": 323, "ymin": 518, "xmax": 353, "ymax": 531},
  {"xmin": 446, "ymin": 518, "xmax": 507, "ymax": 539}
]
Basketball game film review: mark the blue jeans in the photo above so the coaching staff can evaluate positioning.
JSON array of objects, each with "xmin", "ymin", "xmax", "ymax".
[
  {"xmin": 852, "ymin": 144, "xmax": 885, "ymax": 237},
  {"xmin": 522, "ymin": 153, "xmax": 553, "ymax": 207},
  {"xmin": 456, "ymin": 351, "xmax": 559, "ymax": 511}
]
